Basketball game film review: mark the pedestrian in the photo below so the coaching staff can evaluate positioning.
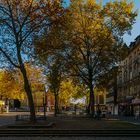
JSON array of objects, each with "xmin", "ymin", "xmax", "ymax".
[
  {"xmin": 74, "ymin": 104, "xmax": 77, "ymax": 115},
  {"xmin": 97, "ymin": 108, "xmax": 101, "ymax": 120}
]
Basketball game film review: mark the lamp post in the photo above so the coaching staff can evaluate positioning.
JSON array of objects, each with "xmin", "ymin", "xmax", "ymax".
[
  {"xmin": 43, "ymin": 85, "xmax": 48, "ymax": 120},
  {"xmin": 43, "ymin": 88, "xmax": 46, "ymax": 120},
  {"xmin": 5, "ymin": 98, "xmax": 9, "ymax": 113}
]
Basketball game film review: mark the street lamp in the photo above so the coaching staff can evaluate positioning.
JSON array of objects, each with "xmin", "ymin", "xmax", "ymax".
[{"xmin": 43, "ymin": 85, "xmax": 48, "ymax": 120}]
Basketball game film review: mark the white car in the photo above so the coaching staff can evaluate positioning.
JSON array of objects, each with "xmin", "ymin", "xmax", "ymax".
[{"xmin": 101, "ymin": 110, "xmax": 107, "ymax": 118}]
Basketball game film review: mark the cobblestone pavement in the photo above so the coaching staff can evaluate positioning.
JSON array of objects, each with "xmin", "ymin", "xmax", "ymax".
[{"xmin": 0, "ymin": 137, "xmax": 140, "ymax": 140}]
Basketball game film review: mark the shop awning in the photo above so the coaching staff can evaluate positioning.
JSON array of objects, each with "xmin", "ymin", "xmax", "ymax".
[{"xmin": 132, "ymin": 99, "xmax": 140, "ymax": 105}]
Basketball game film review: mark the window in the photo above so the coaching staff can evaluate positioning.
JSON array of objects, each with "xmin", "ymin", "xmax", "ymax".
[{"xmin": 99, "ymin": 95, "xmax": 104, "ymax": 104}]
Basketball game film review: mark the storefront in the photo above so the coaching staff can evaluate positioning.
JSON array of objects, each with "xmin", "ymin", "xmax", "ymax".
[
  {"xmin": 131, "ymin": 99, "xmax": 140, "ymax": 117},
  {"xmin": 118, "ymin": 103, "xmax": 134, "ymax": 116},
  {"xmin": 106, "ymin": 99, "xmax": 118, "ymax": 115},
  {"xmin": 118, "ymin": 96, "xmax": 134, "ymax": 116}
]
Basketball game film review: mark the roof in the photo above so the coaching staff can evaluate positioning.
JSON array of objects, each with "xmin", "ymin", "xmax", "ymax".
[
  {"xmin": 129, "ymin": 35, "xmax": 140, "ymax": 52},
  {"xmin": 120, "ymin": 35, "xmax": 140, "ymax": 61}
]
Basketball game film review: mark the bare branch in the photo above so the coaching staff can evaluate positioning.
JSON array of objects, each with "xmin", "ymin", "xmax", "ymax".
[{"xmin": 0, "ymin": 47, "xmax": 19, "ymax": 68}]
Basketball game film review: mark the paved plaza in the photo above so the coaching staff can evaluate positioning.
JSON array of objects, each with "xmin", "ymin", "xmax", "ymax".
[
  {"xmin": 0, "ymin": 112, "xmax": 30, "ymax": 126},
  {"xmin": 1, "ymin": 112, "xmax": 140, "ymax": 129},
  {"xmin": 0, "ymin": 112, "xmax": 140, "ymax": 139}
]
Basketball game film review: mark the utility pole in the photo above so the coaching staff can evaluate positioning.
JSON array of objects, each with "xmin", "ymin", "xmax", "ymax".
[{"xmin": 43, "ymin": 85, "xmax": 49, "ymax": 120}]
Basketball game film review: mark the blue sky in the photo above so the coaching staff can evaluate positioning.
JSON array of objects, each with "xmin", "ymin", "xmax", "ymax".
[{"xmin": 64, "ymin": 0, "xmax": 140, "ymax": 46}]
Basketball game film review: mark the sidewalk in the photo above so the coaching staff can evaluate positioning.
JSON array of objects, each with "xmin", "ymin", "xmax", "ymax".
[
  {"xmin": 0, "ymin": 111, "xmax": 54, "ymax": 126},
  {"xmin": 107, "ymin": 115, "xmax": 140, "ymax": 125},
  {"xmin": 0, "ymin": 112, "xmax": 33, "ymax": 126},
  {"xmin": 1, "ymin": 112, "xmax": 140, "ymax": 129},
  {"xmin": 0, "ymin": 113, "xmax": 15, "ymax": 126}
]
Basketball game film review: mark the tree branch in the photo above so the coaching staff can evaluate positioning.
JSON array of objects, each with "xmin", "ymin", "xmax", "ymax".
[{"xmin": 0, "ymin": 47, "xmax": 19, "ymax": 68}]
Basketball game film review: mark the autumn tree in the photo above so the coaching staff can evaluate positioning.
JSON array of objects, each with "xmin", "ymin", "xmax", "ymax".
[
  {"xmin": 0, "ymin": 63, "xmax": 45, "ymax": 110},
  {"xmin": 14, "ymin": 62, "xmax": 46, "ymax": 113},
  {"xmin": 59, "ymin": 0, "xmax": 137, "ymax": 116},
  {"xmin": 33, "ymin": 0, "xmax": 137, "ymax": 117},
  {"xmin": 0, "ymin": 0, "xmax": 64, "ymax": 122},
  {"xmin": 58, "ymin": 79, "xmax": 80, "ymax": 108},
  {"xmin": 47, "ymin": 60, "xmax": 63, "ymax": 116},
  {"xmin": 0, "ymin": 69, "xmax": 25, "ymax": 100},
  {"xmin": 33, "ymin": 15, "xmax": 67, "ymax": 116}
]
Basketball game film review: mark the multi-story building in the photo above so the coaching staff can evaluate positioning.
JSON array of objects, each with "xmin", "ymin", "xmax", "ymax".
[
  {"xmin": 105, "ymin": 67, "xmax": 118, "ymax": 115},
  {"xmin": 106, "ymin": 78, "xmax": 118, "ymax": 115},
  {"xmin": 117, "ymin": 35, "xmax": 140, "ymax": 116}
]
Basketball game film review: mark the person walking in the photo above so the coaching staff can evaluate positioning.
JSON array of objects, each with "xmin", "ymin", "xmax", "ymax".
[{"xmin": 97, "ymin": 106, "xmax": 101, "ymax": 120}]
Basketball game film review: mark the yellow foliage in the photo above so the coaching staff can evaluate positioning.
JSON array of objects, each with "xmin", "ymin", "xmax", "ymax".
[
  {"xmin": 0, "ymin": 70, "xmax": 25, "ymax": 100},
  {"xmin": 0, "ymin": 63, "xmax": 45, "ymax": 101},
  {"xmin": 58, "ymin": 79, "xmax": 79, "ymax": 106}
]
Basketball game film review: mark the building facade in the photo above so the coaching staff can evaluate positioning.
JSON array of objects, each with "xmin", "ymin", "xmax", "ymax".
[
  {"xmin": 94, "ymin": 88, "xmax": 107, "ymax": 111},
  {"xmin": 117, "ymin": 35, "xmax": 140, "ymax": 116},
  {"xmin": 106, "ymin": 78, "xmax": 118, "ymax": 115}
]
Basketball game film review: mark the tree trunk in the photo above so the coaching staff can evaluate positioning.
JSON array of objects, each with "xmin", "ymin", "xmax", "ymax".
[
  {"xmin": 16, "ymin": 44, "xmax": 36, "ymax": 123},
  {"xmin": 54, "ymin": 93, "xmax": 59, "ymax": 116},
  {"xmin": 87, "ymin": 96, "xmax": 91, "ymax": 115},
  {"xmin": 20, "ymin": 64, "xmax": 36, "ymax": 123},
  {"xmin": 89, "ymin": 84, "xmax": 95, "ymax": 117}
]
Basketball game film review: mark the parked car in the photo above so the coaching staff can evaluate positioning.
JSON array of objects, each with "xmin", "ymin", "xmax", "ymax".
[{"xmin": 101, "ymin": 110, "xmax": 107, "ymax": 118}]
